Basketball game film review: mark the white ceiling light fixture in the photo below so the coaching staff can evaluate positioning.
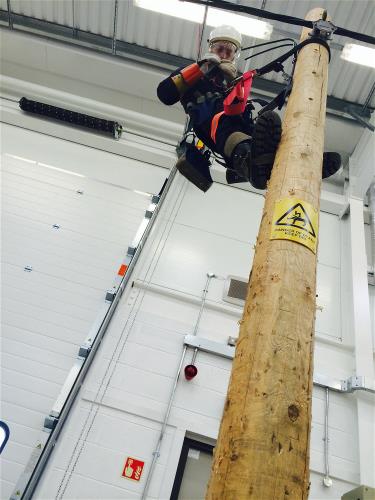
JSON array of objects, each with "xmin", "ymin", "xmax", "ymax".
[
  {"xmin": 341, "ymin": 43, "xmax": 375, "ymax": 69},
  {"xmin": 134, "ymin": 0, "xmax": 273, "ymax": 40}
]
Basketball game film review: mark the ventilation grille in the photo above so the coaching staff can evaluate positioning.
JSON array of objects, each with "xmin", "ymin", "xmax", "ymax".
[{"xmin": 223, "ymin": 276, "xmax": 248, "ymax": 306}]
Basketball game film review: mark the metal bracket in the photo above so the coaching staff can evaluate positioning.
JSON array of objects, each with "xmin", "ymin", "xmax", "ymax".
[
  {"xmin": 105, "ymin": 287, "xmax": 117, "ymax": 302},
  {"xmin": 342, "ymin": 376, "xmax": 375, "ymax": 394},
  {"xmin": 44, "ymin": 415, "xmax": 58, "ymax": 430},
  {"xmin": 127, "ymin": 245, "xmax": 136, "ymax": 256},
  {"xmin": 184, "ymin": 335, "xmax": 235, "ymax": 359},
  {"xmin": 185, "ymin": 336, "xmax": 375, "ymax": 395},
  {"xmin": 346, "ymin": 107, "xmax": 375, "ymax": 132},
  {"xmin": 78, "ymin": 344, "xmax": 91, "ymax": 358},
  {"xmin": 10, "ymin": 435, "xmax": 50, "ymax": 500},
  {"xmin": 310, "ymin": 16, "xmax": 337, "ymax": 40}
]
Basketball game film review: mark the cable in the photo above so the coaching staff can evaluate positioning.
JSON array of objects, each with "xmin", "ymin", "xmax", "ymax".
[
  {"xmin": 242, "ymin": 38, "xmax": 296, "ymax": 52},
  {"xmin": 244, "ymin": 43, "xmax": 295, "ymax": 61},
  {"xmin": 184, "ymin": 0, "xmax": 375, "ymax": 46},
  {"xmin": 184, "ymin": 0, "xmax": 312, "ymax": 28}
]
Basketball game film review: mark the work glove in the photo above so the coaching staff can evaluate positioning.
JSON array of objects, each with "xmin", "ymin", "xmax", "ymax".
[
  {"xmin": 199, "ymin": 52, "xmax": 221, "ymax": 75},
  {"xmin": 218, "ymin": 60, "xmax": 238, "ymax": 82},
  {"xmin": 201, "ymin": 52, "xmax": 221, "ymax": 65}
]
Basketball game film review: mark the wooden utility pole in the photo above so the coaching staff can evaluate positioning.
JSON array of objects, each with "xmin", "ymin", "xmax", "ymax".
[{"xmin": 206, "ymin": 8, "xmax": 330, "ymax": 499}]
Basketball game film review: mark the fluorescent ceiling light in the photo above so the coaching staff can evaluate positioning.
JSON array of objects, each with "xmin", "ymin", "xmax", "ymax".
[
  {"xmin": 341, "ymin": 43, "xmax": 375, "ymax": 69},
  {"xmin": 135, "ymin": 0, "xmax": 273, "ymax": 40}
]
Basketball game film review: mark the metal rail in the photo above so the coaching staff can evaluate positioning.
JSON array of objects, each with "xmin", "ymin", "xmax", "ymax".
[{"xmin": 184, "ymin": 336, "xmax": 375, "ymax": 394}]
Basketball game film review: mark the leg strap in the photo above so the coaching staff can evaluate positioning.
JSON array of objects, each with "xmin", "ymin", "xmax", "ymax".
[{"xmin": 210, "ymin": 111, "xmax": 225, "ymax": 143}]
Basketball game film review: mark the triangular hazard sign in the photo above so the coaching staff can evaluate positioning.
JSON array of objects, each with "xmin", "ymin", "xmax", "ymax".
[{"xmin": 275, "ymin": 202, "xmax": 316, "ymax": 237}]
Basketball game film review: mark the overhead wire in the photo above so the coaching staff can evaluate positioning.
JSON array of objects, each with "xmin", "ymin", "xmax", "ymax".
[{"xmin": 184, "ymin": 0, "xmax": 375, "ymax": 46}]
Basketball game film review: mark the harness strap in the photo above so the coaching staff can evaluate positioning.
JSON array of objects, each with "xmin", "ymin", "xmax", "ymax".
[
  {"xmin": 210, "ymin": 111, "xmax": 225, "ymax": 143},
  {"xmin": 223, "ymin": 70, "xmax": 256, "ymax": 115}
]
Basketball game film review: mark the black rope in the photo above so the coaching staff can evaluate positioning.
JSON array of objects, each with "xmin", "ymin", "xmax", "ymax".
[{"xmin": 184, "ymin": 0, "xmax": 375, "ymax": 46}]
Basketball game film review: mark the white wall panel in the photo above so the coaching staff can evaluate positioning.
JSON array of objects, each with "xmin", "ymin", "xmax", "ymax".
[
  {"xmin": 315, "ymin": 264, "xmax": 341, "ymax": 340},
  {"xmin": 369, "ymin": 285, "xmax": 375, "ymax": 347},
  {"xmin": 149, "ymin": 223, "xmax": 253, "ymax": 296},
  {"xmin": 1, "ymin": 122, "xmax": 166, "ymax": 495},
  {"xmin": 314, "ymin": 343, "xmax": 354, "ymax": 380},
  {"xmin": 3, "ymin": 125, "xmax": 166, "ymax": 193}
]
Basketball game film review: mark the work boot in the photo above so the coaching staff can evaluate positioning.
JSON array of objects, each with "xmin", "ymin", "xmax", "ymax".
[
  {"xmin": 226, "ymin": 111, "xmax": 282, "ymax": 190},
  {"xmin": 226, "ymin": 168, "xmax": 248, "ymax": 185},
  {"xmin": 230, "ymin": 140, "xmax": 253, "ymax": 181},
  {"xmin": 251, "ymin": 110, "xmax": 282, "ymax": 189},
  {"xmin": 322, "ymin": 152, "xmax": 341, "ymax": 178},
  {"xmin": 175, "ymin": 146, "xmax": 213, "ymax": 192}
]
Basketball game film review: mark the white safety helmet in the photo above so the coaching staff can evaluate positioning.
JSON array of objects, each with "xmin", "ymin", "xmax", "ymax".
[{"xmin": 208, "ymin": 25, "xmax": 242, "ymax": 51}]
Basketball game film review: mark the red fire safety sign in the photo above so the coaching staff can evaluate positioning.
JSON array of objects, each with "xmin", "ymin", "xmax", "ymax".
[{"xmin": 122, "ymin": 457, "xmax": 145, "ymax": 482}]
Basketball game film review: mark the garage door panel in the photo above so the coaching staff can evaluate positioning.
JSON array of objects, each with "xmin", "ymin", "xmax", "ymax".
[
  {"xmin": 2, "ymin": 263, "xmax": 103, "ymax": 306},
  {"xmin": 3, "ymin": 156, "xmax": 154, "ymax": 208},
  {"xmin": 2, "ymin": 351, "xmax": 69, "ymax": 384},
  {"xmin": 2, "ymin": 180, "xmax": 145, "ymax": 232},
  {"xmin": 2, "ymin": 296, "xmax": 91, "ymax": 334},
  {"xmin": 2, "ymin": 367, "xmax": 61, "ymax": 400},
  {"xmin": 1, "ymin": 123, "xmax": 164, "ymax": 494},
  {"xmin": 2, "ymin": 282, "xmax": 97, "ymax": 322},
  {"xmin": 2, "ymin": 227, "xmax": 129, "ymax": 274},
  {"xmin": 2, "ymin": 203, "xmax": 139, "ymax": 246},
  {"xmin": 3, "ymin": 337, "xmax": 76, "ymax": 373},
  {"xmin": 2, "ymin": 249, "xmax": 112, "ymax": 289},
  {"xmin": 2, "ymin": 214, "xmax": 126, "ymax": 265}
]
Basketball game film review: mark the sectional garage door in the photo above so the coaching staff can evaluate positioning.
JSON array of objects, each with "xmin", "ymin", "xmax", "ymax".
[{"xmin": 0, "ymin": 123, "xmax": 166, "ymax": 498}]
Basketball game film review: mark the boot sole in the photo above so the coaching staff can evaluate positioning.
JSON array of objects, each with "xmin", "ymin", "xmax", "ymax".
[{"xmin": 251, "ymin": 111, "xmax": 282, "ymax": 189}]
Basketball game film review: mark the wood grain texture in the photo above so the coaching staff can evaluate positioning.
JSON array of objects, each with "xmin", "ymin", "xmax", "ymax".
[{"xmin": 206, "ymin": 8, "xmax": 329, "ymax": 500}]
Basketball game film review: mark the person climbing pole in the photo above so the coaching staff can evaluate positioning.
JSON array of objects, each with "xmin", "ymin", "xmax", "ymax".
[{"xmin": 157, "ymin": 24, "xmax": 341, "ymax": 192}]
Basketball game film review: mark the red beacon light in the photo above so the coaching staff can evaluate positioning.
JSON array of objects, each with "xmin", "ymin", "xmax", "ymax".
[{"xmin": 184, "ymin": 364, "xmax": 198, "ymax": 380}]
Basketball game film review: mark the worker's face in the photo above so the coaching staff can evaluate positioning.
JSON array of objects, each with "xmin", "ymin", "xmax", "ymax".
[{"xmin": 209, "ymin": 40, "xmax": 237, "ymax": 62}]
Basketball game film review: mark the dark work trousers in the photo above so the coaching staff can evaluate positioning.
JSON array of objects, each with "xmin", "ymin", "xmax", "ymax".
[{"xmin": 193, "ymin": 112, "xmax": 252, "ymax": 163}]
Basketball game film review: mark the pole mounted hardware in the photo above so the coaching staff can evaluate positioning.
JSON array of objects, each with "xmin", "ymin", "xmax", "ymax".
[{"xmin": 310, "ymin": 17, "xmax": 337, "ymax": 40}]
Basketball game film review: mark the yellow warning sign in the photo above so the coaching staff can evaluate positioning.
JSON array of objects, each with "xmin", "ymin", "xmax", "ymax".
[{"xmin": 270, "ymin": 198, "xmax": 319, "ymax": 254}]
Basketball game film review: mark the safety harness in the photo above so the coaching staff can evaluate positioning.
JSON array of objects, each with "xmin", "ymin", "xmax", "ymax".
[{"xmin": 210, "ymin": 35, "xmax": 331, "ymax": 143}]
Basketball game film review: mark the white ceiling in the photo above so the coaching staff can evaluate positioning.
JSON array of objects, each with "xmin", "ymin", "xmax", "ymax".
[{"xmin": 1, "ymin": 0, "xmax": 374, "ymax": 107}]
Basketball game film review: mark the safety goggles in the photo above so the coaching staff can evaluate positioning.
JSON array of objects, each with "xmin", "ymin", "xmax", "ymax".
[{"xmin": 209, "ymin": 40, "xmax": 237, "ymax": 61}]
